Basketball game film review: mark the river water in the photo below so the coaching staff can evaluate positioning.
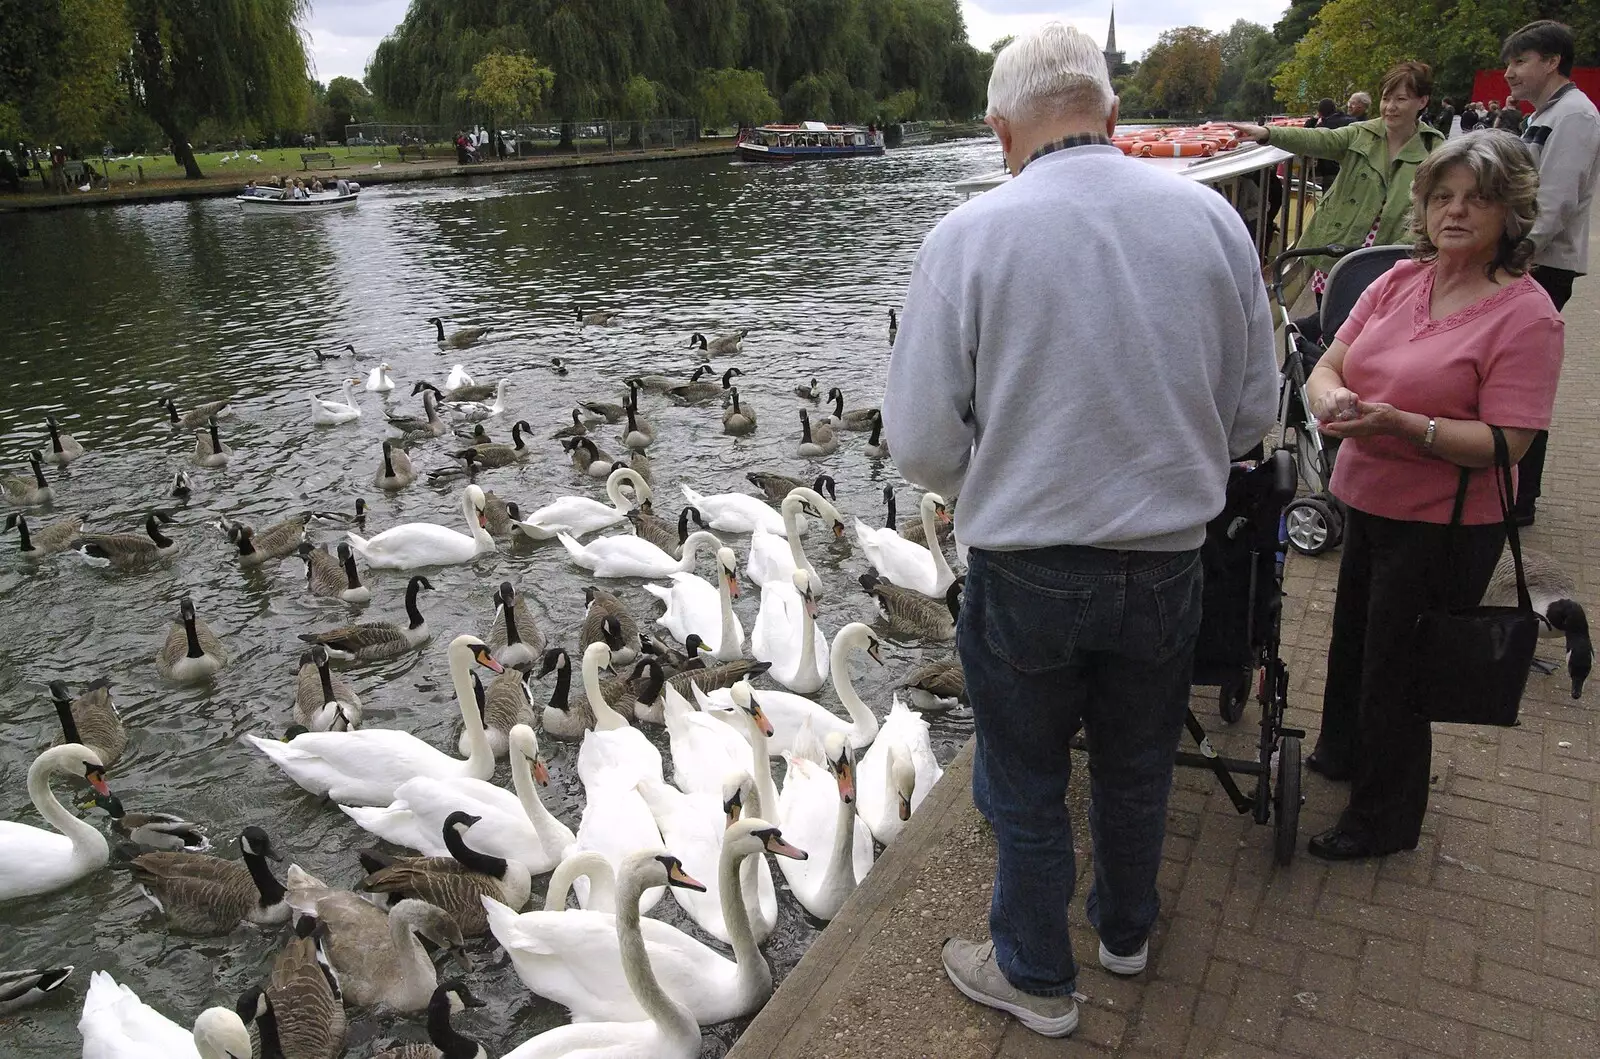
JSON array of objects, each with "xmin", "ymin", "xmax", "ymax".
[{"xmin": 0, "ymin": 136, "xmax": 999, "ymax": 1057}]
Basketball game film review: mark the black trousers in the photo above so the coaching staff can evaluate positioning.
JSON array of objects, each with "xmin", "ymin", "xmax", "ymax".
[
  {"xmin": 1314, "ymin": 508, "xmax": 1505, "ymax": 851},
  {"xmin": 1517, "ymin": 266, "xmax": 1578, "ymax": 513}
]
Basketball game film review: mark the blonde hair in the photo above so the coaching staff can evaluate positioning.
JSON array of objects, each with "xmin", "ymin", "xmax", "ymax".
[
  {"xmin": 1409, "ymin": 130, "xmax": 1539, "ymax": 277},
  {"xmin": 986, "ymin": 22, "xmax": 1114, "ymax": 123}
]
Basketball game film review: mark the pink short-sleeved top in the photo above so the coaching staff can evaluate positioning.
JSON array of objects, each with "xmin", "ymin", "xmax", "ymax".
[{"xmin": 1330, "ymin": 259, "xmax": 1563, "ymax": 524}]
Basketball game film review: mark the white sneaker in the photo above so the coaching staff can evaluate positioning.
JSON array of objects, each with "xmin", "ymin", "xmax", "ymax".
[
  {"xmin": 1098, "ymin": 940, "xmax": 1148, "ymax": 975},
  {"xmin": 942, "ymin": 938, "xmax": 1079, "ymax": 1037}
]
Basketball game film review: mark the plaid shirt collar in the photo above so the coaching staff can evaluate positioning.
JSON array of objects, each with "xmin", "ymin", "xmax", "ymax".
[{"xmin": 1020, "ymin": 133, "xmax": 1114, "ymax": 173}]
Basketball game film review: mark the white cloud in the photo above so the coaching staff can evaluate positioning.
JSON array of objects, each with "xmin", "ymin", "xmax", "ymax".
[{"xmin": 306, "ymin": 0, "xmax": 409, "ymax": 83}]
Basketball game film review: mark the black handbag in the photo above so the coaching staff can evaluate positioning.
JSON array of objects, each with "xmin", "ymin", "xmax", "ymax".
[{"xmin": 1410, "ymin": 427, "xmax": 1540, "ymax": 726}]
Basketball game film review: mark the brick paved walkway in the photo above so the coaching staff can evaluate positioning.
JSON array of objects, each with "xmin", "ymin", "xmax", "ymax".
[{"xmin": 730, "ymin": 231, "xmax": 1599, "ymax": 1059}]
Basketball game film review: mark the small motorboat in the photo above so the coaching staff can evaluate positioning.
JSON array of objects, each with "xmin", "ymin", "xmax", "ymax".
[{"xmin": 238, "ymin": 183, "xmax": 361, "ymax": 213}]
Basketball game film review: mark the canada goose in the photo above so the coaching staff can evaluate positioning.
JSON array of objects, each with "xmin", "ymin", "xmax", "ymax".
[
  {"xmin": 50, "ymin": 677, "xmax": 125, "ymax": 766},
  {"xmin": 691, "ymin": 328, "xmax": 747, "ymax": 356},
  {"xmin": 628, "ymin": 506, "xmax": 704, "ymax": 558},
  {"xmin": 162, "ymin": 396, "xmax": 234, "ymax": 430},
  {"xmin": 193, "ymin": 417, "xmax": 231, "ymax": 468},
  {"xmin": 156, "ymin": 596, "xmax": 229, "ymax": 682},
  {"xmin": 582, "ymin": 591, "xmax": 642, "ymax": 666},
  {"xmin": 1481, "ymin": 549, "xmax": 1592, "ymax": 698},
  {"xmin": 228, "ymin": 514, "xmax": 309, "ymax": 567},
  {"xmin": 0, "ymin": 966, "xmax": 74, "ymax": 1015},
  {"xmin": 552, "ymin": 408, "xmax": 589, "ymax": 439},
  {"xmin": 864, "ymin": 412, "xmax": 890, "ymax": 458},
  {"xmin": 566, "ymin": 436, "xmax": 618, "ymax": 478},
  {"xmin": 622, "ymin": 397, "xmax": 657, "ymax": 452},
  {"xmin": 667, "ymin": 366, "xmax": 742, "ymax": 403},
  {"xmin": 1, "ymin": 451, "xmax": 52, "ymax": 506},
  {"xmin": 125, "ymin": 825, "xmax": 290, "ymax": 933},
  {"xmin": 629, "ymin": 448, "xmax": 654, "ymax": 485},
  {"xmin": 747, "ymin": 472, "xmax": 837, "ymax": 506},
  {"xmin": 170, "ymin": 469, "xmax": 192, "ymax": 500},
  {"xmin": 888, "ymin": 307, "xmax": 898, "ymax": 344},
  {"xmin": 535, "ymin": 647, "xmax": 589, "ymax": 740},
  {"xmin": 441, "ymin": 375, "xmax": 504, "ymax": 403},
  {"xmin": 5, "ymin": 511, "xmax": 82, "ymax": 559},
  {"xmin": 482, "ymin": 492, "xmax": 520, "ymax": 539},
  {"xmin": 299, "ymin": 575, "xmax": 433, "ymax": 662},
  {"xmin": 463, "ymin": 669, "xmax": 537, "ymax": 759},
  {"xmin": 300, "ymin": 541, "xmax": 370, "ymax": 604},
  {"xmin": 550, "ymin": 356, "xmax": 569, "ymax": 376},
  {"xmin": 359, "ymin": 811, "xmax": 533, "ymax": 935},
  {"xmin": 295, "ymin": 645, "xmax": 363, "ymax": 732},
  {"xmin": 375, "ymin": 440, "xmax": 417, "ymax": 490},
  {"xmin": 454, "ymin": 420, "xmax": 532, "ymax": 468},
  {"xmin": 628, "ymin": 655, "xmax": 771, "ymax": 726},
  {"xmin": 797, "ymin": 409, "xmax": 838, "ymax": 457},
  {"xmin": 428, "ymin": 317, "xmax": 491, "ymax": 349},
  {"xmin": 489, "ymin": 581, "xmax": 545, "ymax": 669},
  {"xmin": 580, "ymin": 397, "xmax": 628, "ymax": 424},
  {"xmin": 82, "ymin": 792, "xmax": 210, "ymax": 852},
  {"xmin": 387, "ymin": 390, "xmax": 446, "ymax": 439},
  {"xmin": 250, "ymin": 928, "xmax": 347, "ymax": 1059},
  {"xmin": 447, "ymin": 379, "xmax": 509, "ymax": 422},
  {"xmin": 722, "ymin": 388, "xmax": 757, "ymax": 436},
  {"xmin": 795, "ymin": 377, "xmax": 821, "ymax": 400},
  {"xmin": 314, "ymin": 343, "xmax": 357, "ymax": 361},
  {"xmin": 627, "ymin": 371, "xmax": 686, "ymax": 394},
  {"xmin": 859, "ymin": 571, "xmax": 963, "ymax": 641},
  {"xmin": 369, "ymin": 981, "xmax": 486, "ymax": 1058},
  {"xmin": 826, "ymin": 387, "xmax": 880, "ymax": 430},
  {"xmin": 75, "ymin": 512, "xmax": 178, "ymax": 569},
  {"xmin": 577, "ymin": 306, "xmax": 621, "ymax": 326},
  {"xmin": 43, "ymin": 416, "xmax": 84, "ymax": 465}
]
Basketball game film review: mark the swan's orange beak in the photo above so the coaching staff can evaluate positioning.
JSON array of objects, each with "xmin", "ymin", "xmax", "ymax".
[
  {"xmin": 532, "ymin": 758, "xmax": 551, "ymax": 786},
  {"xmin": 761, "ymin": 828, "xmax": 808, "ymax": 860},
  {"xmin": 749, "ymin": 701, "xmax": 775, "ymax": 737},
  {"xmin": 725, "ymin": 569, "xmax": 741, "ymax": 599},
  {"xmin": 473, "ymin": 646, "xmax": 505, "ymax": 673},
  {"xmin": 898, "ymin": 793, "xmax": 913, "ymax": 821},
  {"xmin": 663, "ymin": 858, "xmax": 706, "ymax": 892},
  {"xmin": 831, "ymin": 519, "xmax": 845, "ymax": 539},
  {"xmin": 834, "ymin": 757, "xmax": 856, "ymax": 804},
  {"xmin": 85, "ymin": 766, "xmax": 110, "ymax": 797}
]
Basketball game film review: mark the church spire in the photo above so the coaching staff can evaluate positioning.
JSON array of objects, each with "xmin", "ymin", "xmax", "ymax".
[{"xmin": 1103, "ymin": 5, "xmax": 1124, "ymax": 76}]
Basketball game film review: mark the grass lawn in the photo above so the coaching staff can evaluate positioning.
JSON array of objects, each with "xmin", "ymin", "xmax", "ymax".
[{"xmin": 95, "ymin": 143, "xmax": 415, "ymax": 183}]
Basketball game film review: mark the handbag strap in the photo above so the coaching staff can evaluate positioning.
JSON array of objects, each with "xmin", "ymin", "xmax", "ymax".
[{"xmin": 1489, "ymin": 426, "xmax": 1534, "ymax": 613}]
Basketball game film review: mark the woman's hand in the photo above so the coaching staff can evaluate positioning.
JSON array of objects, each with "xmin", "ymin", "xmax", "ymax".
[
  {"xmin": 1310, "ymin": 386, "xmax": 1361, "ymax": 424},
  {"xmin": 1227, "ymin": 122, "xmax": 1269, "ymax": 143},
  {"xmin": 1315, "ymin": 399, "xmax": 1421, "ymax": 440}
]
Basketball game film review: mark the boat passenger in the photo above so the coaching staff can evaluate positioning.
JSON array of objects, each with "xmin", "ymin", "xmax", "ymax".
[
  {"xmin": 335, "ymin": 178, "xmax": 349, "ymax": 196},
  {"xmin": 311, "ymin": 178, "xmax": 324, "ymax": 193}
]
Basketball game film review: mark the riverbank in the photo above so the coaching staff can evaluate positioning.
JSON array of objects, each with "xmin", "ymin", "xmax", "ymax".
[{"xmin": 0, "ymin": 140, "xmax": 734, "ymax": 213}]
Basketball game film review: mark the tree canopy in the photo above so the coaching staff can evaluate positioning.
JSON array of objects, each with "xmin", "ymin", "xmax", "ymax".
[{"xmin": 1135, "ymin": 27, "xmax": 1224, "ymax": 115}]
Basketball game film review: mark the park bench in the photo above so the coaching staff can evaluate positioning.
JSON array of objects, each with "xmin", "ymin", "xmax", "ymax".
[
  {"xmin": 299, "ymin": 151, "xmax": 348, "ymax": 171},
  {"xmin": 396, "ymin": 143, "xmax": 429, "ymax": 162}
]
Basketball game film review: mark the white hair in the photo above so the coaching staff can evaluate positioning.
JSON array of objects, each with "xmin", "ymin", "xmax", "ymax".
[
  {"xmin": 986, "ymin": 22, "xmax": 1114, "ymax": 123},
  {"xmin": 1349, "ymin": 91, "xmax": 1372, "ymax": 110}
]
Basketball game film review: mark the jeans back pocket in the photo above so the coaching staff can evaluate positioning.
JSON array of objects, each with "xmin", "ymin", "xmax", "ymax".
[{"xmin": 972, "ymin": 551, "xmax": 1095, "ymax": 675}]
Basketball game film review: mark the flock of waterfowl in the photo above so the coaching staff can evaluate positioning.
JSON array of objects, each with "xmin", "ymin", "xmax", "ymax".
[{"xmin": 1, "ymin": 308, "xmax": 972, "ymax": 1058}]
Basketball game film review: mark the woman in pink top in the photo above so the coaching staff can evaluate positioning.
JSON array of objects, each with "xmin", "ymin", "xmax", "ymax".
[{"xmin": 1303, "ymin": 131, "xmax": 1563, "ymax": 861}]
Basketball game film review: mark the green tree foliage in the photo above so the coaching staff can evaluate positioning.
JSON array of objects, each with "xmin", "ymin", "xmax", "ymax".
[
  {"xmin": 325, "ymin": 77, "xmax": 375, "ymax": 128},
  {"xmin": 695, "ymin": 68, "xmax": 780, "ymax": 129},
  {"xmin": 619, "ymin": 73, "xmax": 663, "ymax": 146},
  {"xmin": 989, "ymin": 35, "xmax": 1014, "ymax": 56},
  {"xmin": 1214, "ymin": 20, "xmax": 1279, "ymax": 119},
  {"xmin": 0, "ymin": 0, "xmax": 129, "ymax": 148},
  {"xmin": 1136, "ymin": 27, "xmax": 1224, "ymax": 115}
]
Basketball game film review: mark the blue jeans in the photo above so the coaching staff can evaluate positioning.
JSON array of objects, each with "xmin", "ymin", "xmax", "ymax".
[{"xmin": 959, "ymin": 544, "xmax": 1203, "ymax": 996}]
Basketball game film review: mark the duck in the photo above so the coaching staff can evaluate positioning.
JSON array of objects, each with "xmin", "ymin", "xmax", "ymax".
[
  {"xmin": 721, "ymin": 388, "xmax": 758, "ymax": 436},
  {"xmin": 549, "ymin": 356, "xmax": 569, "ymax": 376},
  {"xmin": 77, "ymin": 972, "xmax": 254, "ymax": 1059},
  {"xmin": 860, "ymin": 571, "xmax": 963, "ymax": 641},
  {"xmin": 81, "ymin": 792, "xmax": 210, "ymax": 853},
  {"xmin": 795, "ymin": 377, "xmax": 821, "ymax": 401},
  {"xmin": 2, "ymin": 450, "xmax": 52, "ymax": 505},
  {"xmin": 373, "ymin": 439, "xmax": 417, "ymax": 491},
  {"xmin": 579, "ymin": 397, "xmax": 628, "ymax": 425},
  {"xmin": 299, "ymin": 540, "xmax": 371, "ymax": 604},
  {"xmin": 796, "ymin": 408, "xmax": 837, "ymax": 457},
  {"xmin": 344, "ymin": 724, "xmax": 573, "ymax": 875},
  {"xmin": 552, "ymin": 408, "xmax": 588, "ymax": 439},
  {"xmin": 162, "ymin": 396, "xmax": 234, "ymax": 430},
  {"xmin": 901, "ymin": 658, "xmax": 967, "ymax": 712},
  {"xmin": 0, "ymin": 966, "xmax": 74, "ymax": 1015},
  {"xmin": 708, "ymin": 622, "xmax": 882, "ymax": 756},
  {"xmin": 627, "ymin": 505, "xmax": 702, "ymax": 557},
  {"xmin": 643, "ymin": 547, "xmax": 745, "ymax": 661},
  {"xmin": 366, "ymin": 362, "xmax": 396, "ymax": 392},
  {"xmin": 690, "ymin": 328, "xmax": 747, "ymax": 356},
  {"xmin": 43, "ymin": 415, "xmax": 84, "ymax": 465},
  {"xmin": 825, "ymin": 386, "xmax": 880, "ymax": 430},
  {"xmin": 747, "ymin": 471, "xmax": 836, "ymax": 506},
  {"xmin": 487, "ymin": 580, "xmax": 544, "ymax": 670},
  {"xmin": 5, "ymin": 511, "xmax": 82, "ymax": 559},
  {"xmin": 50, "ymin": 677, "xmax": 125, "ymax": 766},
  {"xmin": 124, "ymin": 825, "xmax": 290, "ymax": 933},
  {"xmin": 558, "ymin": 527, "xmax": 723, "ymax": 579},
  {"xmin": 452, "ymin": 419, "xmax": 532, "ymax": 468},
  {"xmin": 666, "ymin": 366, "xmax": 741, "ymax": 403},
  {"xmin": 309, "ymin": 378, "xmax": 362, "ymax": 425},
  {"xmin": 447, "ymin": 378, "xmax": 510, "ymax": 422},
  {"xmin": 855, "ymin": 489, "xmax": 958, "ymax": 597},
  {"xmin": 1480, "ymin": 548, "xmax": 1591, "ymax": 698},
  {"xmin": 247, "ymin": 635, "xmax": 503, "ymax": 806},
  {"xmin": 192, "ymin": 417, "xmax": 231, "ymax": 468},
  {"xmin": 577, "ymin": 306, "xmax": 621, "ymax": 327},
  {"xmin": 888, "ymin": 307, "xmax": 898, "ymax": 344},
  {"xmin": 294, "ymin": 645, "xmax": 363, "ymax": 732},
  {"xmin": 776, "ymin": 732, "xmax": 872, "ymax": 921},
  {"xmin": 387, "ymin": 390, "xmax": 446, "ymax": 439},
  {"xmin": 347, "ymin": 485, "xmax": 495, "ymax": 570},
  {"xmin": 751, "ymin": 570, "xmax": 831, "ymax": 693},
  {"xmin": 297, "ymin": 574, "xmax": 433, "ymax": 661},
  {"xmin": 864, "ymin": 412, "xmax": 890, "ymax": 458},
  {"xmin": 369, "ymin": 981, "xmax": 486, "ymax": 1057},
  {"xmin": 428, "ymin": 316, "xmax": 491, "ymax": 349},
  {"xmin": 565, "ymin": 436, "xmax": 619, "ymax": 478},
  {"xmin": 243, "ymin": 930, "xmax": 347, "ymax": 1059},
  {"xmin": 156, "ymin": 596, "xmax": 229, "ymax": 683},
  {"xmin": 359, "ymin": 811, "xmax": 534, "ymax": 936},
  {"xmin": 621, "ymin": 396, "xmax": 656, "ymax": 452},
  {"xmin": 74, "ymin": 511, "xmax": 178, "ymax": 570},
  {"xmin": 496, "ymin": 852, "xmax": 705, "ymax": 1059},
  {"xmin": 0, "ymin": 743, "xmax": 111, "ymax": 900},
  {"xmin": 226, "ymin": 514, "xmax": 308, "ymax": 568},
  {"xmin": 169, "ymin": 469, "xmax": 193, "ymax": 501},
  {"xmin": 314, "ymin": 343, "xmax": 357, "ymax": 361},
  {"xmin": 514, "ymin": 466, "xmax": 650, "ymax": 540},
  {"xmin": 747, "ymin": 485, "xmax": 846, "ymax": 594},
  {"xmin": 856, "ymin": 696, "xmax": 943, "ymax": 845}
]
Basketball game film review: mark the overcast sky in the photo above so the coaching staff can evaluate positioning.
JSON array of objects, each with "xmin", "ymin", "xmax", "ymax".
[{"xmin": 306, "ymin": 0, "xmax": 1292, "ymax": 84}]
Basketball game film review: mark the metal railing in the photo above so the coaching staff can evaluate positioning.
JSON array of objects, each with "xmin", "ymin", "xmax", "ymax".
[{"xmin": 341, "ymin": 119, "xmax": 702, "ymax": 159}]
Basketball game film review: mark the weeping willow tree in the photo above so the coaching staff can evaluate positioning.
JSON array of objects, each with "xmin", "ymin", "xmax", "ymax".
[{"xmin": 368, "ymin": 0, "xmax": 988, "ymax": 131}]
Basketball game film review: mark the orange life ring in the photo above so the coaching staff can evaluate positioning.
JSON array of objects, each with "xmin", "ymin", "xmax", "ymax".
[{"xmin": 1136, "ymin": 140, "xmax": 1218, "ymax": 158}]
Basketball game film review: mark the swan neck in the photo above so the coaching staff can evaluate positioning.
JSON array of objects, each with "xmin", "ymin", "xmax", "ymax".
[
  {"xmin": 544, "ymin": 853, "xmax": 614, "ymax": 911},
  {"xmin": 781, "ymin": 499, "xmax": 808, "ymax": 569},
  {"xmin": 719, "ymin": 571, "xmax": 739, "ymax": 652},
  {"xmin": 453, "ymin": 644, "xmax": 492, "ymax": 764},
  {"xmin": 616, "ymin": 870, "xmax": 689, "ymax": 1031},
  {"xmin": 390, "ymin": 907, "xmax": 436, "ymax": 992},
  {"xmin": 719, "ymin": 842, "xmax": 766, "ymax": 989},
  {"xmin": 823, "ymin": 785, "xmax": 857, "ymax": 898},
  {"xmin": 923, "ymin": 499, "xmax": 953, "ymax": 582},
  {"xmin": 797, "ymin": 596, "xmax": 817, "ymax": 677},
  {"xmin": 583, "ymin": 649, "xmax": 627, "ymax": 730},
  {"xmin": 29, "ymin": 750, "xmax": 102, "ymax": 855},
  {"xmin": 831, "ymin": 634, "xmax": 878, "ymax": 736},
  {"xmin": 510, "ymin": 746, "xmax": 562, "ymax": 839}
]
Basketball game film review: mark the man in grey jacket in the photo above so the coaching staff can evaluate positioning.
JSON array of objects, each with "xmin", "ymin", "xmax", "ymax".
[
  {"xmin": 882, "ymin": 22, "xmax": 1278, "ymax": 1040},
  {"xmin": 1502, "ymin": 19, "xmax": 1600, "ymax": 523}
]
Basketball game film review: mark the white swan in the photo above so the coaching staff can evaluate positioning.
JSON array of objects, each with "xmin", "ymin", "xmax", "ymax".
[
  {"xmin": 0, "ymin": 744, "xmax": 111, "ymax": 901},
  {"xmin": 777, "ymin": 732, "xmax": 872, "ymax": 921},
  {"xmin": 667, "ymin": 681, "xmax": 766, "ymax": 795},
  {"xmin": 751, "ymin": 569, "xmax": 830, "ymax": 693},
  {"xmin": 747, "ymin": 486, "xmax": 845, "ymax": 595},
  {"xmin": 679, "ymin": 485, "xmax": 799, "ymax": 536},
  {"xmin": 513, "ymin": 467, "xmax": 651, "ymax": 540},
  {"xmin": 309, "ymin": 378, "xmax": 362, "ymax": 425},
  {"xmin": 450, "ymin": 378, "xmax": 509, "ymax": 421},
  {"xmin": 346, "ymin": 484, "xmax": 495, "ymax": 570},
  {"xmin": 571, "ymin": 784, "xmax": 666, "ymax": 913},
  {"xmin": 365, "ymin": 362, "xmax": 395, "ymax": 393},
  {"xmin": 855, "ymin": 490, "xmax": 957, "ymax": 596},
  {"xmin": 856, "ymin": 695, "xmax": 943, "ymax": 846},
  {"xmin": 557, "ymin": 528, "xmax": 721, "ymax": 579},
  {"xmin": 643, "ymin": 547, "xmax": 744, "ymax": 661},
  {"xmin": 78, "ymin": 971, "xmax": 254, "ymax": 1059},
  {"xmin": 489, "ymin": 822, "xmax": 805, "ymax": 1030},
  {"xmin": 444, "ymin": 364, "xmax": 474, "ymax": 391},
  {"xmin": 246, "ymin": 635, "xmax": 502, "ymax": 806},
  {"xmin": 339, "ymin": 724, "xmax": 574, "ymax": 874}
]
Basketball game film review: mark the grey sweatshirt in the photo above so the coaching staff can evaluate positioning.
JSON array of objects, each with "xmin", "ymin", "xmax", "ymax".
[
  {"xmin": 882, "ymin": 144, "xmax": 1279, "ymax": 553},
  {"xmin": 1522, "ymin": 82, "xmax": 1600, "ymax": 274}
]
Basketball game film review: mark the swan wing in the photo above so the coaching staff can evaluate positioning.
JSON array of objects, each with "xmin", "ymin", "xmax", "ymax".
[
  {"xmin": 855, "ymin": 519, "xmax": 940, "ymax": 594},
  {"xmin": 577, "ymin": 727, "xmax": 664, "ymax": 791},
  {"xmin": 746, "ymin": 688, "xmax": 849, "ymax": 758},
  {"xmin": 667, "ymin": 711, "xmax": 749, "ymax": 796},
  {"xmin": 248, "ymin": 729, "xmax": 470, "ymax": 806},
  {"xmin": 346, "ymin": 523, "xmax": 478, "ymax": 568},
  {"xmin": 572, "ymin": 787, "xmax": 665, "ymax": 912},
  {"xmin": 393, "ymin": 776, "xmax": 563, "ymax": 873},
  {"xmin": 745, "ymin": 525, "xmax": 796, "ymax": 588},
  {"xmin": 80, "ymin": 971, "xmax": 197, "ymax": 1059},
  {"xmin": 0, "ymin": 823, "xmax": 95, "ymax": 900},
  {"xmin": 524, "ymin": 496, "xmax": 621, "ymax": 538}
]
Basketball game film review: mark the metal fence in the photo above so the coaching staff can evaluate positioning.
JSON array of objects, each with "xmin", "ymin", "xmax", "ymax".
[{"xmin": 341, "ymin": 118, "xmax": 702, "ymax": 158}]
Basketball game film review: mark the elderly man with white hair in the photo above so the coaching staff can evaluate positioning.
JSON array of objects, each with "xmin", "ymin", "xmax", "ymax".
[{"xmin": 882, "ymin": 23, "xmax": 1278, "ymax": 1038}]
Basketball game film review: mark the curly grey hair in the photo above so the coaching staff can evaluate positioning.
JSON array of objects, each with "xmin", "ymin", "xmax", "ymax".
[{"xmin": 1409, "ymin": 130, "xmax": 1539, "ymax": 277}]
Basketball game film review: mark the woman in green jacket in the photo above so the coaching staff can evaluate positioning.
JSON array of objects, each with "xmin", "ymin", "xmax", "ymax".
[{"xmin": 1232, "ymin": 61, "xmax": 1445, "ymax": 302}]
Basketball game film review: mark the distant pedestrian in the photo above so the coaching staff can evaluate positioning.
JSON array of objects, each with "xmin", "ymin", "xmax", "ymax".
[
  {"xmin": 1501, "ymin": 18, "xmax": 1600, "ymax": 525},
  {"xmin": 1305, "ymin": 97, "xmax": 1356, "ymax": 185},
  {"xmin": 1436, "ymin": 97, "xmax": 1457, "ymax": 136},
  {"xmin": 1347, "ymin": 92, "xmax": 1372, "ymax": 119},
  {"xmin": 886, "ymin": 23, "xmax": 1277, "ymax": 1039},
  {"xmin": 1495, "ymin": 96, "xmax": 1525, "ymax": 133}
]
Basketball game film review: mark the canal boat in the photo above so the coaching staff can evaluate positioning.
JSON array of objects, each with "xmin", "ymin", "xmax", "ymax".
[
  {"xmin": 237, "ymin": 184, "xmax": 361, "ymax": 213},
  {"xmin": 886, "ymin": 121, "xmax": 932, "ymax": 148},
  {"xmin": 735, "ymin": 121, "xmax": 885, "ymax": 163}
]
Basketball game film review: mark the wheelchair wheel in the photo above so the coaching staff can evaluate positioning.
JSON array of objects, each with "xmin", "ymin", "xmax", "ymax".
[
  {"xmin": 1274, "ymin": 735, "xmax": 1302, "ymax": 866},
  {"xmin": 1285, "ymin": 497, "xmax": 1337, "ymax": 555},
  {"xmin": 1219, "ymin": 675, "xmax": 1248, "ymax": 724}
]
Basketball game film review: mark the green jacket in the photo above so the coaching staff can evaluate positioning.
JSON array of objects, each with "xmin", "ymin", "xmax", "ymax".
[{"xmin": 1265, "ymin": 118, "xmax": 1445, "ymax": 273}]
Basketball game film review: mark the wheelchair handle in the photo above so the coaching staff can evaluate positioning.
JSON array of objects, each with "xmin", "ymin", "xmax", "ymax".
[{"xmin": 1268, "ymin": 243, "xmax": 1358, "ymax": 295}]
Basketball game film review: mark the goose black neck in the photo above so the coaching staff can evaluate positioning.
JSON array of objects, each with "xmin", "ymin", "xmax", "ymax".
[
  {"xmin": 48, "ymin": 420, "xmax": 63, "ymax": 452},
  {"xmin": 503, "ymin": 597, "xmax": 522, "ymax": 645},
  {"xmin": 382, "ymin": 444, "xmax": 396, "ymax": 478},
  {"xmin": 868, "ymin": 417, "xmax": 883, "ymax": 446},
  {"xmin": 676, "ymin": 507, "xmax": 691, "ymax": 541},
  {"xmin": 341, "ymin": 549, "xmax": 362, "ymax": 588},
  {"xmin": 731, "ymin": 391, "xmax": 742, "ymax": 414},
  {"xmin": 236, "ymin": 531, "xmax": 256, "ymax": 557},
  {"xmin": 318, "ymin": 657, "xmax": 337, "ymax": 704},
  {"xmin": 184, "ymin": 610, "xmax": 205, "ymax": 658},
  {"xmin": 427, "ymin": 992, "xmax": 481, "ymax": 1059},
  {"xmin": 147, "ymin": 516, "xmax": 172, "ymax": 549},
  {"xmin": 512, "ymin": 422, "xmax": 525, "ymax": 449},
  {"xmin": 946, "ymin": 580, "xmax": 964, "ymax": 621},
  {"xmin": 405, "ymin": 579, "xmax": 426, "ymax": 629},
  {"xmin": 800, "ymin": 413, "xmax": 813, "ymax": 443},
  {"xmin": 166, "ymin": 400, "xmax": 180, "ymax": 424},
  {"xmin": 30, "ymin": 457, "xmax": 46, "ymax": 487},
  {"xmin": 208, "ymin": 419, "xmax": 221, "ymax": 449},
  {"xmin": 548, "ymin": 658, "xmax": 572, "ymax": 710},
  {"xmin": 884, "ymin": 490, "xmax": 896, "ymax": 530},
  {"xmin": 243, "ymin": 844, "xmax": 287, "ymax": 906},
  {"xmin": 433, "ymin": 318, "xmax": 446, "ymax": 341},
  {"xmin": 13, "ymin": 516, "xmax": 31, "ymax": 551},
  {"xmin": 442, "ymin": 821, "xmax": 509, "ymax": 879},
  {"xmin": 832, "ymin": 391, "xmax": 844, "ymax": 417},
  {"xmin": 53, "ymin": 693, "xmax": 82, "ymax": 745},
  {"xmin": 254, "ymin": 999, "xmax": 287, "ymax": 1059},
  {"xmin": 633, "ymin": 658, "xmax": 665, "ymax": 705}
]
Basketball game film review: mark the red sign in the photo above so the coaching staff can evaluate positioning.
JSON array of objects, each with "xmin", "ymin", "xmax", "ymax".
[{"xmin": 1470, "ymin": 68, "xmax": 1600, "ymax": 112}]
